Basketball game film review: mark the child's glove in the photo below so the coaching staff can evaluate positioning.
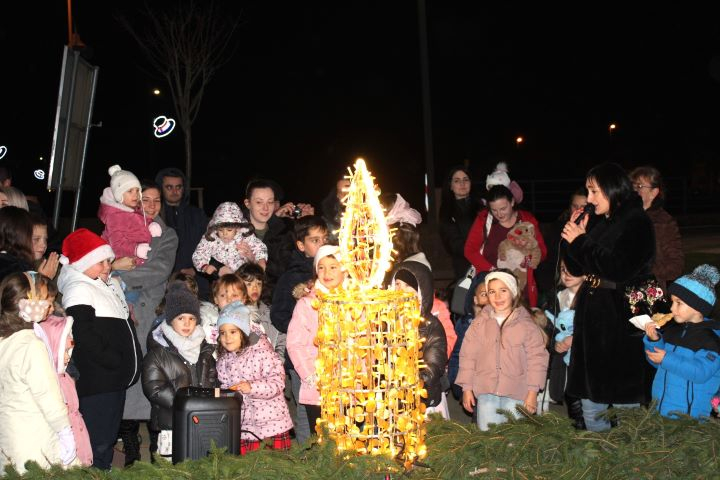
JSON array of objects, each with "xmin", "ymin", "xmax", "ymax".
[
  {"xmin": 148, "ymin": 221, "xmax": 162, "ymax": 237},
  {"xmin": 711, "ymin": 395, "xmax": 720, "ymax": 413},
  {"xmin": 58, "ymin": 426, "xmax": 77, "ymax": 465},
  {"xmin": 136, "ymin": 243, "xmax": 151, "ymax": 259}
]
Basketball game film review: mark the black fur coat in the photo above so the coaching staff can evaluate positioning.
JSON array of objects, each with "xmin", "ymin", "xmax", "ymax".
[{"xmin": 564, "ymin": 195, "xmax": 656, "ymax": 404}]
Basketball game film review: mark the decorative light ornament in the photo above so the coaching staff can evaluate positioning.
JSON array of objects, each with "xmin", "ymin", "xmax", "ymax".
[
  {"xmin": 0, "ymin": 146, "xmax": 7, "ymax": 160},
  {"xmin": 316, "ymin": 158, "xmax": 427, "ymax": 469},
  {"xmin": 153, "ymin": 115, "xmax": 176, "ymax": 138},
  {"xmin": 33, "ymin": 170, "xmax": 45, "ymax": 180}
]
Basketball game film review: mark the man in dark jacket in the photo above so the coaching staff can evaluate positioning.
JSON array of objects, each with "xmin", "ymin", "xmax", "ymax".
[{"xmin": 155, "ymin": 168, "xmax": 209, "ymax": 297}]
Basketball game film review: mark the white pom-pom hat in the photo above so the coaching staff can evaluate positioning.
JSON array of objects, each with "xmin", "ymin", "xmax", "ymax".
[{"xmin": 108, "ymin": 164, "xmax": 141, "ymax": 203}]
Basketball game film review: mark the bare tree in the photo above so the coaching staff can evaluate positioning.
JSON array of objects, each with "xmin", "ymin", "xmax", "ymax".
[{"xmin": 119, "ymin": 1, "xmax": 239, "ymax": 188}]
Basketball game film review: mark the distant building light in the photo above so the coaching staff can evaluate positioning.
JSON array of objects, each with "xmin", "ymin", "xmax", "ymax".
[{"xmin": 153, "ymin": 115, "xmax": 176, "ymax": 138}]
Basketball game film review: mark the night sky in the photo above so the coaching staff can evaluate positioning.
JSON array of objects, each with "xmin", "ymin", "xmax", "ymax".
[{"xmin": 2, "ymin": 2, "xmax": 720, "ymax": 220}]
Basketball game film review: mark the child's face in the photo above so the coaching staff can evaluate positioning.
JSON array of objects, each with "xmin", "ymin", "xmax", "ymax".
[
  {"xmin": 487, "ymin": 279, "xmax": 514, "ymax": 315},
  {"xmin": 215, "ymin": 284, "xmax": 245, "ymax": 309},
  {"xmin": 122, "ymin": 187, "xmax": 140, "ymax": 208},
  {"xmin": 83, "ymin": 259, "xmax": 112, "ymax": 282},
  {"xmin": 474, "ymin": 282, "xmax": 489, "ymax": 308},
  {"xmin": 64, "ymin": 336, "xmax": 74, "ymax": 367},
  {"xmin": 317, "ymin": 256, "xmax": 344, "ymax": 290},
  {"xmin": 394, "ymin": 278, "xmax": 418, "ymax": 299},
  {"xmin": 219, "ymin": 324, "xmax": 243, "ymax": 352},
  {"xmin": 216, "ymin": 227, "xmax": 239, "ymax": 243},
  {"xmin": 171, "ymin": 314, "xmax": 198, "ymax": 337},
  {"xmin": 46, "ymin": 294, "xmax": 56, "ymax": 317},
  {"xmin": 296, "ymin": 227, "xmax": 327, "ymax": 258},
  {"xmin": 560, "ymin": 263, "xmax": 584, "ymax": 290},
  {"xmin": 670, "ymin": 294, "xmax": 704, "ymax": 324},
  {"xmin": 32, "ymin": 225, "xmax": 48, "ymax": 260},
  {"xmin": 243, "ymin": 278, "xmax": 263, "ymax": 304}
]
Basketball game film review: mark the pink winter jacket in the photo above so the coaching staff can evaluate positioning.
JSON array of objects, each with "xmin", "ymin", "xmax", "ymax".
[
  {"xmin": 98, "ymin": 187, "xmax": 152, "ymax": 262},
  {"xmin": 455, "ymin": 305, "xmax": 548, "ymax": 401},
  {"xmin": 217, "ymin": 332, "xmax": 292, "ymax": 441},
  {"xmin": 39, "ymin": 315, "xmax": 93, "ymax": 466},
  {"xmin": 286, "ymin": 290, "xmax": 320, "ymax": 405}
]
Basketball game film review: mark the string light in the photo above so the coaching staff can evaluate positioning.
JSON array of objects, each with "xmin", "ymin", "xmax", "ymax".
[{"xmin": 316, "ymin": 158, "xmax": 427, "ymax": 468}]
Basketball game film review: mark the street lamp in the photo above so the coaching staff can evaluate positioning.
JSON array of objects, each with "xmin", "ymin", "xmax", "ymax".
[
  {"xmin": 609, "ymin": 123, "xmax": 617, "ymax": 135},
  {"xmin": 515, "ymin": 136, "xmax": 524, "ymax": 148},
  {"xmin": 152, "ymin": 88, "xmax": 161, "ymax": 96}
]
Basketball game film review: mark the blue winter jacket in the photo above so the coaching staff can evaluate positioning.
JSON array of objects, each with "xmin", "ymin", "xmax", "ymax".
[{"xmin": 644, "ymin": 318, "xmax": 720, "ymax": 419}]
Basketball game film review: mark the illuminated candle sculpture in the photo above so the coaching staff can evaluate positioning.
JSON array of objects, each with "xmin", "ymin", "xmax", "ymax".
[{"xmin": 315, "ymin": 158, "xmax": 427, "ymax": 467}]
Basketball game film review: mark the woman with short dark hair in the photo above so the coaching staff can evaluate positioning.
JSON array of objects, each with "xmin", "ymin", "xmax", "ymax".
[{"xmin": 560, "ymin": 162, "xmax": 656, "ymax": 432}]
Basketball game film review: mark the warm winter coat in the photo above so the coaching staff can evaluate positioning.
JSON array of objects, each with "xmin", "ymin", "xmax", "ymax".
[
  {"xmin": 464, "ymin": 209, "xmax": 547, "ymax": 307},
  {"xmin": 0, "ymin": 329, "xmax": 70, "ymax": 474},
  {"xmin": 98, "ymin": 187, "xmax": 154, "ymax": 262},
  {"xmin": 271, "ymin": 249, "xmax": 314, "ymax": 336},
  {"xmin": 456, "ymin": 305, "xmax": 549, "ymax": 401},
  {"xmin": 390, "ymin": 261, "xmax": 448, "ymax": 407},
  {"xmin": 258, "ymin": 215, "xmax": 296, "ymax": 303},
  {"xmin": 646, "ymin": 205, "xmax": 683, "ymax": 289},
  {"xmin": 192, "ymin": 202, "xmax": 268, "ymax": 272},
  {"xmin": 448, "ymin": 273, "xmax": 487, "ymax": 397},
  {"xmin": 155, "ymin": 168, "xmax": 209, "ymax": 274},
  {"xmin": 286, "ymin": 288, "xmax": 321, "ymax": 405},
  {"xmin": 58, "ymin": 266, "xmax": 142, "ymax": 397},
  {"xmin": 119, "ymin": 216, "xmax": 178, "ymax": 420},
  {"xmin": 217, "ymin": 331, "xmax": 293, "ymax": 440},
  {"xmin": 142, "ymin": 324, "xmax": 217, "ymax": 431},
  {"xmin": 439, "ymin": 196, "xmax": 481, "ymax": 278},
  {"xmin": 38, "ymin": 315, "xmax": 93, "ymax": 466},
  {"xmin": 564, "ymin": 195, "xmax": 656, "ymax": 404},
  {"xmin": 644, "ymin": 319, "xmax": 720, "ymax": 419}
]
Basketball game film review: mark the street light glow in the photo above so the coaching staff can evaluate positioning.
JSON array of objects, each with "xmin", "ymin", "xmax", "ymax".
[
  {"xmin": 516, "ymin": 136, "xmax": 524, "ymax": 144},
  {"xmin": 153, "ymin": 89, "xmax": 161, "ymax": 95}
]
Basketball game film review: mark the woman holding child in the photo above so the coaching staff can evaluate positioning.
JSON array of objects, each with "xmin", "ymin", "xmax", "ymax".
[{"xmin": 560, "ymin": 162, "xmax": 656, "ymax": 432}]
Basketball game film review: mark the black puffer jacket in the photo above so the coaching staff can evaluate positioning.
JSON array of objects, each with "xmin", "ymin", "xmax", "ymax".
[
  {"xmin": 141, "ymin": 324, "xmax": 217, "ymax": 431},
  {"xmin": 390, "ymin": 261, "xmax": 448, "ymax": 407}
]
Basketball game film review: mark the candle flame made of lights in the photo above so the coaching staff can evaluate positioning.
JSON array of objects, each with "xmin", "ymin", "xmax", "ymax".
[{"xmin": 314, "ymin": 158, "xmax": 428, "ymax": 468}]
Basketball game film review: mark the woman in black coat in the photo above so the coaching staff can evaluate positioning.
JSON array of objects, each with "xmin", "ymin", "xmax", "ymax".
[
  {"xmin": 439, "ymin": 166, "xmax": 481, "ymax": 279},
  {"xmin": 560, "ymin": 163, "xmax": 656, "ymax": 432}
]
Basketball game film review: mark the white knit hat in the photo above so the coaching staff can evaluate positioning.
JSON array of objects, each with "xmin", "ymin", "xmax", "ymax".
[{"xmin": 108, "ymin": 164, "xmax": 141, "ymax": 203}]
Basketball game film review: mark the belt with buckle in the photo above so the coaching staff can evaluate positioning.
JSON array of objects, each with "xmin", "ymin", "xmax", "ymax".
[{"xmin": 585, "ymin": 274, "xmax": 617, "ymax": 290}]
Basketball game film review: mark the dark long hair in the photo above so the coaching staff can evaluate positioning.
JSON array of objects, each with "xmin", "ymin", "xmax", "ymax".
[
  {"xmin": 586, "ymin": 163, "xmax": 634, "ymax": 215},
  {"xmin": 439, "ymin": 166, "xmax": 477, "ymax": 222},
  {"xmin": 0, "ymin": 207, "xmax": 35, "ymax": 265}
]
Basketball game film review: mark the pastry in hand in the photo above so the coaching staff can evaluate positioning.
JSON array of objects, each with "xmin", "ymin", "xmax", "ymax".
[{"xmin": 652, "ymin": 312, "xmax": 673, "ymax": 327}]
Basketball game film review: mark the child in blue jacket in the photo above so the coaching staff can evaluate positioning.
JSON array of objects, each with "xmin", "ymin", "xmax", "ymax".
[{"xmin": 644, "ymin": 264, "xmax": 720, "ymax": 419}]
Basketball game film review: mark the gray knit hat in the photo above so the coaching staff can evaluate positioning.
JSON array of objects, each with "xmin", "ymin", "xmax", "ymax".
[{"xmin": 164, "ymin": 281, "xmax": 201, "ymax": 324}]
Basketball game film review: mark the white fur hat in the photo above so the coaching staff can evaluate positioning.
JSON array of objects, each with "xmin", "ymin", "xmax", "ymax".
[
  {"xmin": 108, "ymin": 164, "xmax": 141, "ymax": 203},
  {"xmin": 486, "ymin": 162, "xmax": 511, "ymax": 189}
]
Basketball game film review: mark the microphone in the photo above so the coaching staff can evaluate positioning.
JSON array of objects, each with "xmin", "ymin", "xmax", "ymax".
[{"xmin": 574, "ymin": 203, "xmax": 595, "ymax": 225}]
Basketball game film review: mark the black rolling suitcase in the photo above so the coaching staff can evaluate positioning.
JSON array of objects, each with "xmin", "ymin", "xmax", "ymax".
[{"xmin": 172, "ymin": 387, "xmax": 242, "ymax": 463}]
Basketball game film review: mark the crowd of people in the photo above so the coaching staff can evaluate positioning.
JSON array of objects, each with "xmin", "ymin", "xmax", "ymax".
[{"xmin": 0, "ymin": 160, "xmax": 717, "ymax": 473}]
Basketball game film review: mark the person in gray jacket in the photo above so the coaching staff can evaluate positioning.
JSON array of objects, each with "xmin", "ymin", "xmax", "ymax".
[{"xmin": 117, "ymin": 181, "xmax": 178, "ymax": 465}]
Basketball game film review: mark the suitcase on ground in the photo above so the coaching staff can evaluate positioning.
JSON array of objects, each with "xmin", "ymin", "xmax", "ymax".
[{"xmin": 172, "ymin": 387, "xmax": 242, "ymax": 463}]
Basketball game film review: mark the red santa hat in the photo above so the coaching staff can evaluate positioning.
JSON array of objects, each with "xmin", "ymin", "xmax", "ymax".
[{"xmin": 60, "ymin": 228, "xmax": 115, "ymax": 273}]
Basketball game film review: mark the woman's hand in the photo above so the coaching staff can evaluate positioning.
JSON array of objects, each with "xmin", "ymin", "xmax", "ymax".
[
  {"xmin": 112, "ymin": 256, "xmax": 136, "ymax": 271},
  {"xmin": 230, "ymin": 381, "xmax": 251, "ymax": 394},
  {"xmin": 560, "ymin": 211, "xmax": 589, "ymax": 244},
  {"xmin": 462, "ymin": 390, "xmax": 476, "ymax": 412},
  {"xmin": 38, "ymin": 252, "xmax": 60, "ymax": 279},
  {"xmin": 555, "ymin": 336, "xmax": 572, "ymax": 353},
  {"xmin": 644, "ymin": 322, "xmax": 660, "ymax": 341},
  {"xmin": 236, "ymin": 242, "xmax": 256, "ymax": 261},
  {"xmin": 524, "ymin": 391, "xmax": 538, "ymax": 414}
]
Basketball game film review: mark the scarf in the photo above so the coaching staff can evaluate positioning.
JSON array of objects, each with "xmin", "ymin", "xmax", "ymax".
[{"xmin": 161, "ymin": 322, "xmax": 206, "ymax": 364}]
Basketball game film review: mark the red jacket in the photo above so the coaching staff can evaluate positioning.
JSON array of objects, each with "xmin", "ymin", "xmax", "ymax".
[{"xmin": 463, "ymin": 209, "xmax": 547, "ymax": 307}]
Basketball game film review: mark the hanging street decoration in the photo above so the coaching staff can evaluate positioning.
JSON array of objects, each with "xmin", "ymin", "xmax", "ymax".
[
  {"xmin": 0, "ymin": 146, "xmax": 7, "ymax": 160},
  {"xmin": 153, "ymin": 115, "xmax": 176, "ymax": 138}
]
